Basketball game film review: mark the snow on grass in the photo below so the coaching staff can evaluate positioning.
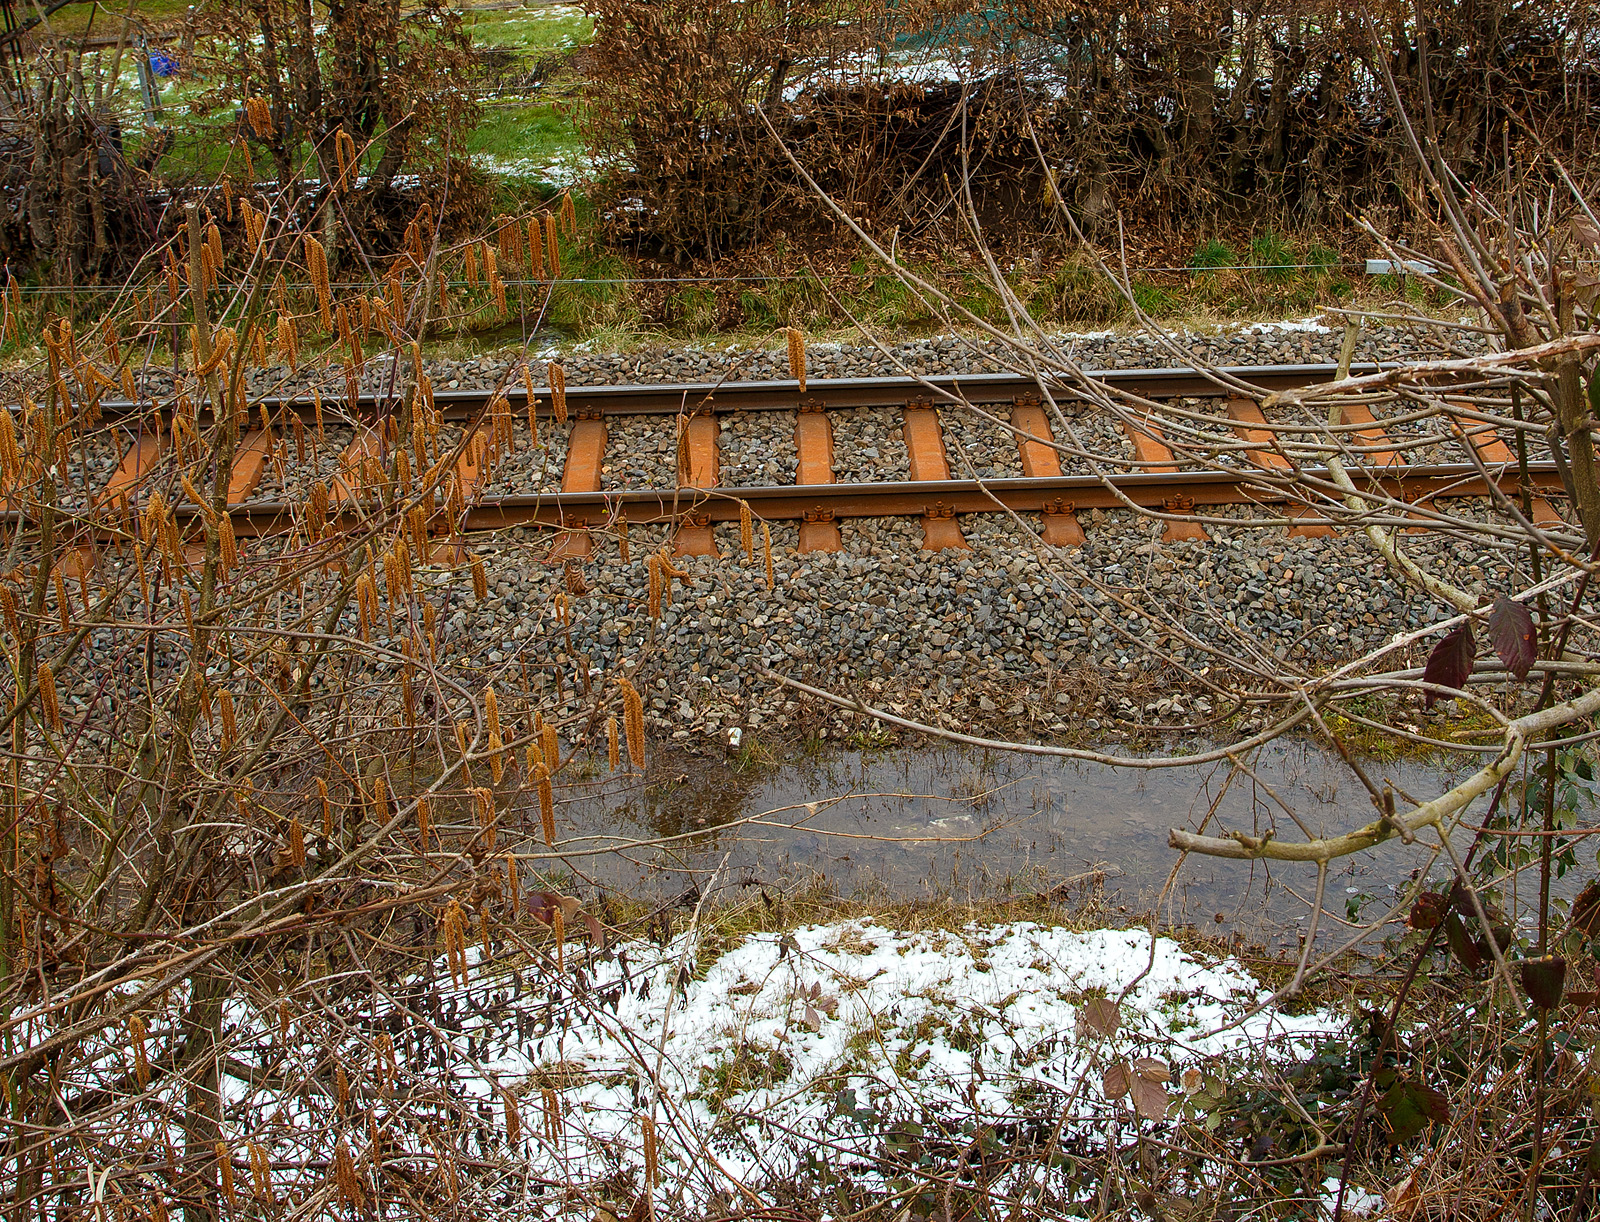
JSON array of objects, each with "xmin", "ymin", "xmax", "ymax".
[
  {"xmin": 476, "ymin": 919, "xmax": 1344, "ymax": 1198},
  {"xmin": 474, "ymin": 149, "xmax": 593, "ymax": 188},
  {"xmin": 63, "ymin": 919, "xmax": 1354, "ymax": 1215}
]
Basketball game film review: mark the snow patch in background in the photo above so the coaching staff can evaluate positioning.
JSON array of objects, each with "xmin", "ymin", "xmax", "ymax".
[{"xmin": 475, "ymin": 149, "xmax": 593, "ymax": 188}]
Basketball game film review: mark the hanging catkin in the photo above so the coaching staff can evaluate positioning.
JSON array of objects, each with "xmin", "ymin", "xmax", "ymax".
[
  {"xmin": 547, "ymin": 361, "xmax": 567, "ymax": 423},
  {"xmin": 488, "ymin": 726, "xmax": 505, "ymax": 785},
  {"xmin": 535, "ymin": 762, "xmax": 555, "ymax": 845},
  {"xmin": 218, "ymin": 689, "xmax": 236, "ymax": 749},
  {"xmin": 53, "ymin": 569, "xmax": 68, "ymax": 633},
  {"xmin": 37, "ymin": 662, "xmax": 60, "ymax": 733},
  {"xmin": 129, "ymin": 1015, "xmax": 150, "ymax": 1085},
  {"xmin": 246, "ymin": 95, "xmax": 274, "ymax": 137},
  {"xmin": 442, "ymin": 900, "xmax": 468, "ymax": 987},
  {"xmin": 333, "ymin": 1138, "xmax": 362, "ymax": 1210},
  {"xmin": 787, "ymin": 326, "xmax": 807, "ymax": 393},
  {"xmin": 620, "ymin": 678, "xmax": 645, "ymax": 768},
  {"xmin": 216, "ymin": 1142, "xmax": 236, "ymax": 1208},
  {"xmin": 740, "ymin": 501, "xmax": 754, "ymax": 561},
  {"xmin": 516, "ymin": 214, "xmax": 536, "ymax": 275},
  {"xmin": 607, "ymin": 715, "xmax": 620, "ymax": 771},
  {"xmin": 504, "ymin": 1092, "xmax": 521, "ymax": 1145},
  {"xmin": 287, "ymin": 815, "xmax": 306, "ymax": 867},
  {"xmin": 303, "ymin": 235, "xmax": 332, "ymax": 331},
  {"xmin": 248, "ymin": 1141, "xmax": 272, "ymax": 1204},
  {"xmin": 544, "ymin": 214, "xmax": 560, "ymax": 278}
]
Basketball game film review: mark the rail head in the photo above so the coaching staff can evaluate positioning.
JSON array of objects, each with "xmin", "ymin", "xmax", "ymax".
[{"xmin": 84, "ymin": 363, "xmax": 1400, "ymax": 421}]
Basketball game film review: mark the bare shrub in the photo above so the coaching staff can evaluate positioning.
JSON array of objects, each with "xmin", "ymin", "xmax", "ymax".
[{"xmin": 585, "ymin": 0, "xmax": 1600, "ymax": 257}]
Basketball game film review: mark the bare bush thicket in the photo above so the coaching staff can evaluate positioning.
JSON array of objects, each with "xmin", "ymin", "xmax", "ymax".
[
  {"xmin": 201, "ymin": 0, "xmax": 482, "ymax": 265},
  {"xmin": 0, "ymin": 0, "xmax": 485, "ymax": 281},
  {"xmin": 586, "ymin": 0, "xmax": 1600, "ymax": 257},
  {"xmin": 0, "ymin": 184, "xmax": 649, "ymax": 1220}
]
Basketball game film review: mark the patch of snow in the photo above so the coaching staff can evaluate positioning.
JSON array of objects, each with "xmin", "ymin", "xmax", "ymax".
[
  {"xmin": 1244, "ymin": 317, "xmax": 1334, "ymax": 334},
  {"xmin": 468, "ymin": 920, "xmax": 1339, "ymax": 1202},
  {"xmin": 60, "ymin": 920, "xmax": 1348, "ymax": 1214},
  {"xmin": 1318, "ymin": 1176, "xmax": 1385, "ymax": 1218},
  {"xmin": 475, "ymin": 149, "xmax": 593, "ymax": 188}
]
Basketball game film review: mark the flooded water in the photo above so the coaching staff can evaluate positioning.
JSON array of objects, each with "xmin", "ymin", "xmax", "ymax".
[{"xmin": 549, "ymin": 737, "xmax": 1490, "ymax": 948}]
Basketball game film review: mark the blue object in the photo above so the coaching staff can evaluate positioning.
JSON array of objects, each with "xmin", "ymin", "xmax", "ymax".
[{"xmin": 148, "ymin": 51, "xmax": 178, "ymax": 78}]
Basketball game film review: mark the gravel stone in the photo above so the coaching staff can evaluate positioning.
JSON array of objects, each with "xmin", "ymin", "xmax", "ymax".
[
  {"xmin": 34, "ymin": 318, "xmax": 1562, "ymax": 753},
  {"xmin": 481, "ymin": 420, "xmax": 570, "ymax": 496},
  {"xmin": 719, "ymin": 411, "xmax": 797, "ymax": 486},
  {"xmin": 601, "ymin": 416, "xmax": 679, "ymax": 490},
  {"xmin": 250, "ymin": 424, "xmax": 357, "ymax": 504},
  {"xmin": 941, "ymin": 405, "xmax": 1022, "ymax": 479},
  {"xmin": 830, "ymin": 407, "xmax": 909, "ymax": 481}
]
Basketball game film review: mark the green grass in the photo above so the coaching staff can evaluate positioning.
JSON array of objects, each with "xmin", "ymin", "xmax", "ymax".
[
  {"xmin": 1132, "ymin": 279, "xmax": 1177, "ymax": 315},
  {"xmin": 1248, "ymin": 230, "xmax": 1295, "ymax": 281},
  {"xmin": 464, "ymin": 2, "xmax": 594, "ymax": 58},
  {"xmin": 1189, "ymin": 238, "xmax": 1239, "ymax": 271},
  {"xmin": 459, "ymin": 2, "xmax": 596, "ymax": 205},
  {"xmin": 466, "ymin": 100, "xmax": 586, "ymax": 193},
  {"xmin": 32, "ymin": 0, "xmax": 192, "ymax": 40}
]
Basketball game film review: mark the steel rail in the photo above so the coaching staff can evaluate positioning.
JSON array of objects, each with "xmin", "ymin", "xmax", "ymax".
[
  {"xmin": 90, "ymin": 460, "xmax": 1555, "ymax": 537},
  {"xmin": 44, "ymin": 363, "xmax": 1561, "ymax": 549},
  {"xmin": 96, "ymin": 363, "xmax": 1397, "ymax": 421}
]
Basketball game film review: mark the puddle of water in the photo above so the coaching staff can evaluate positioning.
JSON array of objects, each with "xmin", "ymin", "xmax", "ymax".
[{"xmin": 549, "ymin": 738, "xmax": 1488, "ymax": 949}]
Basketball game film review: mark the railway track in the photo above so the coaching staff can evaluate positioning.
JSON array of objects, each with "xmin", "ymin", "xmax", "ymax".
[{"xmin": 77, "ymin": 362, "xmax": 1567, "ymax": 560}]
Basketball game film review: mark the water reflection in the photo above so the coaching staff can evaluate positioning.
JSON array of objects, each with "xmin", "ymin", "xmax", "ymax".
[{"xmin": 549, "ymin": 736, "xmax": 1481, "ymax": 947}]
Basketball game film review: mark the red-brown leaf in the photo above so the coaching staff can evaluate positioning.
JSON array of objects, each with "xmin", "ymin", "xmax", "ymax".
[
  {"xmin": 1102, "ymin": 1060, "xmax": 1131, "ymax": 1099},
  {"xmin": 1408, "ymin": 892, "xmax": 1447, "ymax": 929},
  {"xmin": 1487, "ymin": 596, "xmax": 1536, "ymax": 680},
  {"xmin": 1078, "ymin": 997, "xmax": 1121, "ymax": 1039},
  {"xmin": 1422, "ymin": 624, "xmax": 1475, "ymax": 708},
  {"xmin": 1131, "ymin": 1077, "xmax": 1172, "ymax": 1120},
  {"xmin": 528, "ymin": 891, "xmax": 582, "ymax": 926}
]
